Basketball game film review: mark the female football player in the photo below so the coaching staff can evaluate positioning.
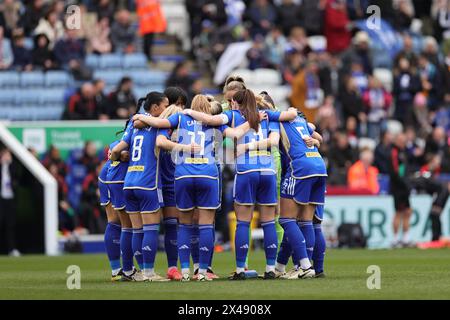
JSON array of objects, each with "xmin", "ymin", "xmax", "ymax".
[
  {"xmin": 183, "ymin": 89, "xmax": 298, "ymax": 280},
  {"xmin": 133, "ymin": 94, "xmax": 252, "ymax": 281},
  {"xmin": 111, "ymin": 92, "xmax": 175, "ymax": 282}
]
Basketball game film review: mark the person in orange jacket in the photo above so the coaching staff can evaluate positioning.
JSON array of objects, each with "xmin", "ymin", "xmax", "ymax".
[
  {"xmin": 136, "ymin": 0, "xmax": 167, "ymax": 61},
  {"xmin": 347, "ymin": 147, "xmax": 380, "ymax": 195}
]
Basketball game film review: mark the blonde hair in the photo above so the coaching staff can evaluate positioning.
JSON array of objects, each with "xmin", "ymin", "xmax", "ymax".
[
  {"xmin": 191, "ymin": 94, "xmax": 212, "ymax": 114},
  {"xmin": 159, "ymin": 104, "xmax": 182, "ymax": 119},
  {"xmin": 210, "ymin": 100, "xmax": 223, "ymax": 115}
]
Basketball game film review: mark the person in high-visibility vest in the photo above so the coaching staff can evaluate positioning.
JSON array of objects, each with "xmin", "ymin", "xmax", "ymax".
[{"xmin": 136, "ymin": 0, "xmax": 167, "ymax": 61}]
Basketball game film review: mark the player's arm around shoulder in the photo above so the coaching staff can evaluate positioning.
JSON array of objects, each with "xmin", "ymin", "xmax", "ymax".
[{"xmin": 132, "ymin": 113, "xmax": 171, "ymax": 128}]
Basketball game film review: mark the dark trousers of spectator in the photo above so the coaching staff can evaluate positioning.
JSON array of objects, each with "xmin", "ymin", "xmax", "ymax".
[
  {"xmin": 0, "ymin": 198, "xmax": 17, "ymax": 253},
  {"xmin": 412, "ymin": 177, "xmax": 449, "ymax": 241},
  {"xmin": 143, "ymin": 33, "xmax": 155, "ymax": 62}
]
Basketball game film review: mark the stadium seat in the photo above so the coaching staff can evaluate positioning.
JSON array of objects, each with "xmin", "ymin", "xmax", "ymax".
[
  {"xmin": 0, "ymin": 105, "xmax": 13, "ymax": 120},
  {"xmin": 99, "ymin": 53, "xmax": 123, "ymax": 70},
  {"xmin": 230, "ymin": 69, "xmax": 255, "ymax": 85},
  {"xmin": 123, "ymin": 53, "xmax": 148, "ymax": 69},
  {"xmin": 252, "ymin": 69, "xmax": 282, "ymax": 86},
  {"xmin": 0, "ymin": 90, "xmax": 16, "ymax": 104},
  {"xmin": 85, "ymin": 54, "xmax": 99, "ymax": 69},
  {"xmin": 93, "ymin": 70, "xmax": 125, "ymax": 86},
  {"xmin": 15, "ymin": 89, "xmax": 41, "ymax": 106},
  {"xmin": 40, "ymin": 89, "xmax": 65, "ymax": 106},
  {"xmin": 133, "ymin": 86, "xmax": 165, "ymax": 99},
  {"xmin": 130, "ymin": 70, "xmax": 168, "ymax": 87},
  {"xmin": 20, "ymin": 71, "xmax": 45, "ymax": 87},
  {"xmin": 0, "ymin": 71, "xmax": 20, "ymax": 88},
  {"xmin": 45, "ymin": 71, "xmax": 72, "ymax": 87}
]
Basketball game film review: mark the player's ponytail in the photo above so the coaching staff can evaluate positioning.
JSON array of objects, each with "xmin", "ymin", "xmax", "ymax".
[
  {"xmin": 223, "ymin": 75, "xmax": 247, "ymax": 94},
  {"xmin": 115, "ymin": 98, "xmax": 145, "ymax": 136},
  {"xmin": 233, "ymin": 89, "xmax": 259, "ymax": 131}
]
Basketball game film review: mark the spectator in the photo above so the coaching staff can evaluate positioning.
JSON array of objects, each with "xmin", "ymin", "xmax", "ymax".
[
  {"xmin": 0, "ymin": 147, "xmax": 20, "ymax": 256},
  {"xmin": 0, "ymin": 0, "xmax": 22, "ymax": 39},
  {"xmin": 11, "ymin": 33, "xmax": 33, "ymax": 72},
  {"xmin": 54, "ymin": 28, "xmax": 91, "ymax": 80},
  {"xmin": 42, "ymin": 145, "xmax": 67, "ymax": 178},
  {"xmin": 299, "ymin": 0, "xmax": 326, "ymax": 36},
  {"xmin": 323, "ymin": 0, "xmax": 352, "ymax": 54},
  {"xmin": 32, "ymin": 33, "xmax": 56, "ymax": 70},
  {"xmin": 290, "ymin": 59, "xmax": 323, "ymax": 122},
  {"xmin": 110, "ymin": 9, "xmax": 138, "ymax": 54},
  {"xmin": 340, "ymin": 77, "xmax": 365, "ymax": 127},
  {"xmin": 328, "ymin": 130, "xmax": 357, "ymax": 185},
  {"xmin": 81, "ymin": 141, "xmax": 101, "ymax": 174},
  {"xmin": 246, "ymin": 35, "xmax": 270, "ymax": 70},
  {"xmin": 362, "ymin": 76, "xmax": 392, "ymax": 141},
  {"xmin": 64, "ymin": 82, "xmax": 98, "ymax": 120},
  {"xmin": 33, "ymin": 7, "xmax": 65, "ymax": 50},
  {"xmin": 166, "ymin": 61, "xmax": 193, "ymax": 94},
  {"xmin": 276, "ymin": 0, "xmax": 301, "ymax": 36},
  {"xmin": 422, "ymin": 36, "xmax": 441, "ymax": 68},
  {"xmin": 88, "ymin": 17, "xmax": 112, "ymax": 55},
  {"xmin": 22, "ymin": 0, "xmax": 46, "ymax": 36},
  {"xmin": 136, "ymin": 0, "xmax": 167, "ymax": 61},
  {"xmin": 349, "ymin": 60, "xmax": 369, "ymax": 94},
  {"xmin": 186, "ymin": 0, "xmax": 227, "ymax": 41},
  {"xmin": 280, "ymin": 48, "xmax": 303, "ymax": 84},
  {"xmin": 393, "ymin": 57, "xmax": 422, "ymax": 126},
  {"xmin": 287, "ymin": 26, "xmax": 309, "ymax": 54},
  {"xmin": 79, "ymin": 162, "xmax": 105, "ymax": 234},
  {"xmin": 424, "ymin": 126, "xmax": 450, "ymax": 165},
  {"xmin": 394, "ymin": 34, "xmax": 418, "ymax": 69},
  {"xmin": 342, "ymin": 31, "xmax": 374, "ymax": 75},
  {"xmin": 244, "ymin": 0, "xmax": 277, "ymax": 37},
  {"xmin": 417, "ymin": 53, "xmax": 441, "ymax": 111},
  {"xmin": 318, "ymin": 53, "xmax": 342, "ymax": 98},
  {"xmin": 0, "ymin": 26, "xmax": 13, "ymax": 70},
  {"xmin": 93, "ymin": 79, "xmax": 109, "ymax": 120},
  {"xmin": 48, "ymin": 163, "xmax": 75, "ymax": 233},
  {"xmin": 108, "ymin": 77, "xmax": 137, "ymax": 119},
  {"xmin": 374, "ymin": 130, "xmax": 394, "ymax": 174},
  {"xmin": 347, "ymin": 148, "xmax": 380, "ymax": 194},
  {"xmin": 94, "ymin": 0, "xmax": 116, "ymax": 22},
  {"xmin": 392, "ymin": 0, "xmax": 414, "ymax": 31},
  {"xmin": 404, "ymin": 126, "xmax": 425, "ymax": 172},
  {"xmin": 389, "ymin": 132, "xmax": 413, "ymax": 248},
  {"xmin": 264, "ymin": 26, "xmax": 287, "ymax": 68}
]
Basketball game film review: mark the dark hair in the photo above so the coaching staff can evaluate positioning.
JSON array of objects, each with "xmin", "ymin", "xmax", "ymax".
[
  {"xmin": 164, "ymin": 86, "xmax": 188, "ymax": 106},
  {"xmin": 233, "ymin": 89, "xmax": 259, "ymax": 131},
  {"xmin": 118, "ymin": 76, "xmax": 132, "ymax": 89}
]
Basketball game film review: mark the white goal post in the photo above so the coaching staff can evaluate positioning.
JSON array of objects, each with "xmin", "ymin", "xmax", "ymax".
[{"xmin": 0, "ymin": 122, "xmax": 59, "ymax": 255}]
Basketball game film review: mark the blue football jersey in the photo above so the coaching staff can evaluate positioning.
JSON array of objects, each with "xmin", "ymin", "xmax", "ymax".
[
  {"xmin": 157, "ymin": 128, "xmax": 176, "ymax": 187},
  {"xmin": 167, "ymin": 113, "xmax": 226, "ymax": 179},
  {"xmin": 123, "ymin": 123, "xmax": 160, "ymax": 190},
  {"xmin": 98, "ymin": 159, "xmax": 111, "ymax": 183},
  {"xmin": 106, "ymin": 140, "xmax": 128, "ymax": 183},
  {"xmin": 266, "ymin": 111, "xmax": 327, "ymax": 179},
  {"xmin": 223, "ymin": 110, "xmax": 278, "ymax": 174}
]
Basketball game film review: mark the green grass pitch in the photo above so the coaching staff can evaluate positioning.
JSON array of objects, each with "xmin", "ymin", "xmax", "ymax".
[{"xmin": 1, "ymin": 249, "xmax": 450, "ymax": 300}]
